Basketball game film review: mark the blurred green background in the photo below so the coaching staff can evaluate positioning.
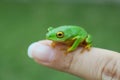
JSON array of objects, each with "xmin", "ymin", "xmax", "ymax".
[{"xmin": 0, "ymin": 0, "xmax": 120, "ymax": 80}]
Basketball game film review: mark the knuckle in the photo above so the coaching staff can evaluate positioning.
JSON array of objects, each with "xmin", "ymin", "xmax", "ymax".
[{"xmin": 102, "ymin": 58, "xmax": 120, "ymax": 80}]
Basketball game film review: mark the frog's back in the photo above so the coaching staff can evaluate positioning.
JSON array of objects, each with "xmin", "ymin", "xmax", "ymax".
[{"xmin": 57, "ymin": 25, "xmax": 87, "ymax": 35}]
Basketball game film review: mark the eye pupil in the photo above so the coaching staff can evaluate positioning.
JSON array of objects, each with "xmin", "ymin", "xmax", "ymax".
[
  {"xmin": 58, "ymin": 33, "xmax": 62, "ymax": 36},
  {"xmin": 56, "ymin": 31, "xmax": 64, "ymax": 38}
]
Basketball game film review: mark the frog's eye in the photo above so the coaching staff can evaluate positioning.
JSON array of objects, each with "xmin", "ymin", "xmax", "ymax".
[{"xmin": 56, "ymin": 31, "xmax": 64, "ymax": 38}]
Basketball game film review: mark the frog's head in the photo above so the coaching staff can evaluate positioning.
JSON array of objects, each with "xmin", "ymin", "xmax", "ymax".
[{"xmin": 46, "ymin": 26, "xmax": 71, "ymax": 42}]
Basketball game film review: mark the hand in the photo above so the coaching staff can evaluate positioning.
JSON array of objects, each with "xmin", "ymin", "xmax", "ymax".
[{"xmin": 28, "ymin": 40, "xmax": 120, "ymax": 80}]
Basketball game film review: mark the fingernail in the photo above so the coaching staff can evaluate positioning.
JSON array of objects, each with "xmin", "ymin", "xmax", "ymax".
[
  {"xmin": 28, "ymin": 42, "xmax": 55, "ymax": 63},
  {"xmin": 28, "ymin": 42, "xmax": 38, "ymax": 58}
]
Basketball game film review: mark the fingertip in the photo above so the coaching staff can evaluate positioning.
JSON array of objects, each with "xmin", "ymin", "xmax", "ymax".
[
  {"xmin": 27, "ymin": 40, "xmax": 55, "ymax": 63},
  {"xmin": 28, "ymin": 42, "xmax": 38, "ymax": 58}
]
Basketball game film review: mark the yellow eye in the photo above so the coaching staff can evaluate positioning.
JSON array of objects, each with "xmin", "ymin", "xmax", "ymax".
[{"xmin": 56, "ymin": 31, "xmax": 64, "ymax": 38}]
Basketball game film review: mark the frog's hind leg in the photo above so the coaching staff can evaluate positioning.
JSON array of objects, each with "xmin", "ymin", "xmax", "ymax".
[
  {"xmin": 80, "ymin": 35, "xmax": 92, "ymax": 53},
  {"xmin": 85, "ymin": 34, "xmax": 92, "ymax": 50}
]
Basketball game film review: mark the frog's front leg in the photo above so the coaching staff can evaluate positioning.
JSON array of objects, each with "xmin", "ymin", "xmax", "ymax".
[{"xmin": 67, "ymin": 36, "xmax": 82, "ymax": 53}]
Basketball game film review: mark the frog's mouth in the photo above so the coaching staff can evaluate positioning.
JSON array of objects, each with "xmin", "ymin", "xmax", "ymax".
[{"xmin": 47, "ymin": 37, "xmax": 64, "ymax": 42}]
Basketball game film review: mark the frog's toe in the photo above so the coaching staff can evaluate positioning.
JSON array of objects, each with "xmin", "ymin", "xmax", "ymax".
[
  {"xmin": 51, "ymin": 42, "xmax": 56, "ymax": 48},
  {"xmin": 65, "ymin": 48, "xmax": 72, "ymax": 55},
  {"xmin": 67, "ymin": 48, "xmax": 71, "ymax": 52},
  {"xmin": 85, "ymin": 44, "xmax": 91, "ymax": 51},
  {"xmin": 80, "ymin": 45, "xmax": 91, "ymax": 53}
]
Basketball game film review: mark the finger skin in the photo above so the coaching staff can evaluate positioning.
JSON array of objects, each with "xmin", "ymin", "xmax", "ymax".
[{"xmin": 28, "ymin": 40, "xmax": 120, "ymax": 80}]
